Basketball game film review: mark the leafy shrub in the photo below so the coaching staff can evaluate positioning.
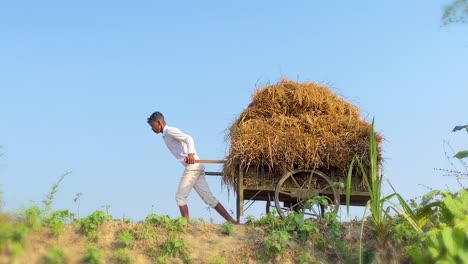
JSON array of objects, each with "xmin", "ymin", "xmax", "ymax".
[
  {"xmin": 407, "ymin": 190, "xmax": 468, "ymax": 263},
  {"xmin": 220, "ymin": 221, "xmax": 234, "ymax": 236},
  {"xmin": 82, "ymin": 244, "xmax": 103, "ymax": 264},
  {"xmin": 261, "ymin": 230, "xmax": 290, "ymax": 260},
  {"xmin": 117, "ymin": 230, "xmax": 134, "ymax": 248},
  {"xmin": 43, "ymin": 247, "xmax": 68, "ymax": 264},
  {"xmin": 22, "ymin": 205, "xmax": 42, "ymax": 231},
  {"xmin": 145, "ymin": 214, "xmax": 187, "ymax": 233},
  {"xmin": 44, "ymin": 210, "xmax": 74, "ymax": 237},
  {"xmin": 160, "ymin": 235, "xmax": 191, "ymax": 262},
  {"xmin": 112, "ymin": 248, "xmax": 134, "ymax": 264},
  {"xmin": 285, "ymin": 213, "xmax": 317, "ymax": 242},
  {"xmin": 80, "ymin": 210, "xmax": 110, "ymax": 241}
]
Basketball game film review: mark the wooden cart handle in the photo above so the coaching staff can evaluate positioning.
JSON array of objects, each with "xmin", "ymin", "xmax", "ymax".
[{"xmin": 194, "ymin": 159, "xmax": 227, "ymax": 164}]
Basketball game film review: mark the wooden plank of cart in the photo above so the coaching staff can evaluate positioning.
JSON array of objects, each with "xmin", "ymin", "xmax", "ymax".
[{"xmin": 196, "ymin": 159, "xmax": 370, "ymax": 223}]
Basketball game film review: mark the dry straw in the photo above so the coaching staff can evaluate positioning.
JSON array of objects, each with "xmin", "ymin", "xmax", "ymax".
[{"xmin": 223, "ymin": 78, "xmax": 382, "ymax": 190}]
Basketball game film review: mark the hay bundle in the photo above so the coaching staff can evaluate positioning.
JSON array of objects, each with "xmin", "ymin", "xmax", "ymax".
[{"xmin": 223, "ymin": 78, "xmax": 381, "ymax": 190}]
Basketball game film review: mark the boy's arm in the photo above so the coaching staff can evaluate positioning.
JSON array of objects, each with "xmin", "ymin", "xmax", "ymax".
[{"xmin": 166, "ymin": 127, "xmax": 196, "ymax": 154}]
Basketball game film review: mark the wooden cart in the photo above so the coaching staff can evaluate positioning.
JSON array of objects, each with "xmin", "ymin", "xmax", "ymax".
[{"xmin": 198, "ymin": 160, "xmax": 370, "ymax": 223}]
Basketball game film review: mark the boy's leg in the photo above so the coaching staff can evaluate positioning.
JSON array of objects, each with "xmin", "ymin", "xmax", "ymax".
[
  {"xmin": 176, "ymin": 169, "xmax": 202, "ymax": 223},
  {"xmin": 193, "ymin": 173, "xmax": 238, "ymax": 224}
]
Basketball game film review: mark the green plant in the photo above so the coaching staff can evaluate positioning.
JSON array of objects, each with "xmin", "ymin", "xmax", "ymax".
[
  {"xmin": 43, "ymin": 247, "xmax": 68, "ymax": 264},
  {"xmin": 323, "ymin": 211, "xmax": 351, "ymax": 261},
  {"xmin": 285, "ymin": 212, "xmax": 317, "ymax": 242},
  {"xmin": 0, "ymin": 219, "xmax": 28, "ymax": 259},
  {"xmin": 406, "ymin": 189, "xmax": 468, "ymax": 263},
  {"xmin": 74, "ymin": 192, "xmax": 83, "ymax": 218},
  {"xmin": 296, "ymin": 251, "xmax": 314, "ymax": 264},
  {"xmin": 220, "ymin": 221, "xmax": 234, "ymax": 236},
  {"xmin": 44, "ymin": 210, "xmax": 74, "ymax": 236},
  {"xmin": 42, "ymin": 174, "xmax": 68, "ymax": 214},
  {"xmin": 22, "ymin": 205, "xmax": 42, "ymax": 231},
  {"xmin": 244, "ymin": 215, "xmax": 255, "ymax": 224},
  {"xmin": 255, "ymin": 211, "xmax": 286, "ymax": 232},
  {"xmin": 261, "ymin": 230, "xmax": 289, "ymax": 261},
  {"xmin": 80, "ymin": 210, "xmax": 110, "ymax": 241},
  {"xmin": 452, "ymin": 125, "xmax": 468, "ymax": 159},
  {"xmin": 81, "ymin": 244, "xmax": 103, "ymax": 264},
  {"xmin": 133, "ymin": 223, "xmax": 156, "ymax": 241},
  {"xmin": 112, "ymin": 248, "xmax": 134, "ymax": 264},
  {"xmin": 117, "ymin": 230, "xmax": 134, "ymax": 248},
  {"xmin": 160, "ymin": 235, "xmax": 191, "ymax": 262},
  {"xmin": 145, "ymin": 214, "xmax": 187, "ymax": 233}
]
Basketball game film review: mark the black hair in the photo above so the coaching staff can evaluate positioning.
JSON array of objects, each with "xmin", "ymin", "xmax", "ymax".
[{"xmin": 147, "ymin": 111, "xmax": 165, "ymax": 124}]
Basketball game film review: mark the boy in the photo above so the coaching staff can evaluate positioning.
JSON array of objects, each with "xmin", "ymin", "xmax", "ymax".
[{"xmin": 147, "ymin": 111, "xmax": 237, "ymax": 224}]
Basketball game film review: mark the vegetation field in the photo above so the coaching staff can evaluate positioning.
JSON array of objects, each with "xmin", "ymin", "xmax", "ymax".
[{"xmin": 1, "ymin": 124, "xmax": 467, "ymax": 264}]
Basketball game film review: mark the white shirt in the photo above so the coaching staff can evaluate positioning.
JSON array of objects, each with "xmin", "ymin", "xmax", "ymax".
[{"xmin": 162, "ymin": 125, "xmax": 204, "ymax": 170}]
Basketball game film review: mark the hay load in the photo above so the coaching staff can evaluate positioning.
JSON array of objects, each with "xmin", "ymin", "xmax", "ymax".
[{"xmin": 223, "ymin": 78, "xmax": 381, "ymax": 190}]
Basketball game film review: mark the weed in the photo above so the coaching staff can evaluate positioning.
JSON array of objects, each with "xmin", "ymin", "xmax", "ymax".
[
  {"xmin": 220, "ymin": 221, "xmax": 234, "ymax": 236},
  {"xmin": 285, "ymin": 212, "xmax": 317, "ymax": 242},
  {"xmin": 44, "ymin": 210, "xmax": 74, "ymax": 237},
  {"xmin": 261, "ymin": 230, "xmax": 289, "ymax": 261},
  {"xmin": 255, "ymin": 211, "xmax": 286, "ymax": 231},
  {"xmin": 117, "ymin": 230, "xmax": 134, "ymax": 248},
  {"xmin": 132, "ymin": 223, "xmax": 156, "ymax": 241},
  {"xmin": 42, "ymin": 174, "xmax": 68, "ymax": 214},
  {"xmin": 43, "ymin": 247, "xmax": 68, "ymax": 264},
  {"xmin": 296, "ymin": 251, "xmax": 314, "ymax": 264},
  {"xmin": 81, "ymin": 244, "xmax": 103, "ymax": 264},
  {"xmin": 244, "ymin": 215, "xmax": 255, "ymax": 224},
  {"xmin": 80, "ymin": 210, "xmax": 110, "ymax": 241},
  {"xmin": 406, "ymin": 189, "xmax": 468, "ymax": 263},
  {"xmin": 145, "ymin": 214, "xmax": 187, "ymax": 233},
  {"xmin": 112, "ymin": 248, "xmax": 134, "ymax": 264},
  {"xmin": 22, "ymin": 205, "xmax": 42, "ymax": 231},
  {"xmin": 145, "ymin": 213, "xmax": 171, "ymax": 227},
  {"xmin": 160, "ymin": 235, "xmax": 191, "ymax": 263},
  {"xmin": 0, "ymin": 219, "xmax": 27, "ymax": 259},
  {"xmin": 73, "ymin": 192, "xmax": 82, "ymax": 218}
]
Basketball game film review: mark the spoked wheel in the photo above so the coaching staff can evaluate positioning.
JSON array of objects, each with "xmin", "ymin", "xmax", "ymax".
[{"xmin": 274, "ymin": 169, "xmax": 339, "ymax": 219}]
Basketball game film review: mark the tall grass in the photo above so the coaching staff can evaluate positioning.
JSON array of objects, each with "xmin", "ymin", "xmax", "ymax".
[{"xmin": 346, "ymin": 119, "xmax": 423, "ymax": 263}]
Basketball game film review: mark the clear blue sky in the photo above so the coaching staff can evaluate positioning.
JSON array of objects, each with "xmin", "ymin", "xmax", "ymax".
[{"xmin": 0, "ymin": 1, "xmax": 467, "ymax": 223}]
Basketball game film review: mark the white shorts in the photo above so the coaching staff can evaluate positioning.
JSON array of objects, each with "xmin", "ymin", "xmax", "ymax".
[{"xmin": 175, "ymin": 167, "xmax": 218, "ymax": 208}]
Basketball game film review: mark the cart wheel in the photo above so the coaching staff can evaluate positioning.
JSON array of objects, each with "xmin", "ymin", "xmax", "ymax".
[{"xmin": 274, "ymin": 169, "xmax": 339, "ymax": 219}]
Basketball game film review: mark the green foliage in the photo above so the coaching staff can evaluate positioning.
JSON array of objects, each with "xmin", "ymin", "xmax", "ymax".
[
  {"xmin": 347, "ymin": 119, "xmax": 392, "ymax": 234},
  {"xmin": 117, "ymin": 230, "xmax": 134, "ymax": 248},
  {"xmin": 145, "ymin": 214, "xmax": 187, "ymax": 233},
  {"xmin": 0, "ymin": 218, "xmax": 28, "ymax": 259},
  {"xmin": 160, "ymin": 235, "xmax": 191, "ymax": 262},
  {"xmin": 43, "ymin": 247, "xmax": 68, "ymax": 264},
  {"xmin": 132, "ymin": 223, "xmax": 156, "ymax": 241},
  {"xmin": 42, "ymin": 174, "xmax": 68, "ymax": 214},
  {"xmin": 255, "ymin": 211, "xmax": 286, "ymax": 231},
  {"xmin": 296, "ymin": 252, "xmax": 314, "ymax": 264},
  {"xmin": 80, "ymin": 210, "xmax": 110, "ymax": 240},
  {"xmin": 407, "ymin": 190, "xmax": 468, "ymax": 263},
  {"xmin": 22, "ymin": 205, "xmax": 42, "ymax": 231},
  {"xmin": 452, "ymin": 124, "xmax": 468, "ymax": 159},
  {"xmin": 285, "ymin": 213, "xmax": 317, "ymax": 242},
  {"xmin": 44, "ymin": 210, "xmax": 74, "ymax": 237},
  {"xmin": 220, "ymin": 221, "xmax": 234, "ymax": 236},
  {"xmin": 112, "ymin": 248, "xmax": 134, "ymax": 264},
  {"xmin": 81, "ymin": 244, "xmax": 103, "ymax": 264},
  {"xmin": 244, "ymin": 215, "xmax": 255, "ymax": 224},
  {"xmin": 261, "ymin": 230, "xmax": 290, "ymax": 261}
]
